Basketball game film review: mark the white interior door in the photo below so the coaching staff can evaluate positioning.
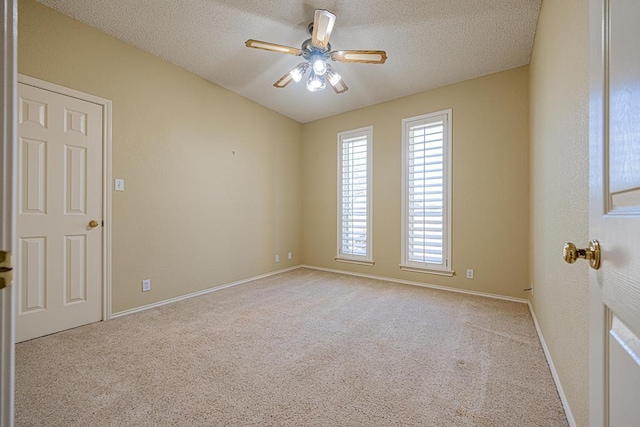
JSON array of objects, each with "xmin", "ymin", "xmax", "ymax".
[
  {"xmin": 590, "ymin": 0, "xmax": 640, "ymax": 425},
  {"xmin": 0, "ymin": 0, "xmax": 17, "ymax": 424},
  {"xmin": 16, "ymin": 82, "xmax": 103, "ymax": 343}
]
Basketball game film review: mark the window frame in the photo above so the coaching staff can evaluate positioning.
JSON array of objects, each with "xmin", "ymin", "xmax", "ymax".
[
  {"xmin": 400, "ymin": 110, "xmax": 453, "ymax": 276},
  {"xmin": 336, "ymin": 126, "xmax": 374, "ymax": 266}
]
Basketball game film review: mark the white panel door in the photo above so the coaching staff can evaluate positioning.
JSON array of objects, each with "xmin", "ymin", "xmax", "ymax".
[
  {"xmin": 590, "ymin": 0, "xmax": 640, "ymax": 425},
  {"xmin": 16, "ymin": 83, "xmax": 103, "ymax": 343}
]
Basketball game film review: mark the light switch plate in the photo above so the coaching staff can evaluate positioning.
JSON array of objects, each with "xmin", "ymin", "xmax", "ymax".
[{"xmin": 115, "ymin": 179, "xmax": 125, "ymax": 192}]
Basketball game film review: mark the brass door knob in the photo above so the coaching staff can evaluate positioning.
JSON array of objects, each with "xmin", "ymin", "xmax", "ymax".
[
  {"xmin": 563, "ymin": 240, "xmax": 601, "ymax": 270},
  {"xmin": 88, "ymin": 220, "xmax": 99, "ymax": 229}
]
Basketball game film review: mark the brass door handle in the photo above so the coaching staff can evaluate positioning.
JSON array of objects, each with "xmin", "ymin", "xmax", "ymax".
[
  {"xmin": 88, "ymin": 220, "xmax": 99, "ymax": 229},
  {"xmin": 563, "ymin": 240, "xmax": 601, "ymax": 270},
  {"xmin": 0, "ymin": 251, "xmax": 12, "ymax": 290}
]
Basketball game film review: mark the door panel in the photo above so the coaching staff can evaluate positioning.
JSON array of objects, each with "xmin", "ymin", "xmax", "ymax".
[
  {"xmin": 608, "ymin": 317, "xmax": 640, "ymax": 426},
  {"xmin": 65, "ymin": 145, "xmax": 87, "ymax": 214},
  {"xmin": 20, "ymin": 137, "xmax": 46, "ymax": 214},
  {"xmin": 16, "ymin": 83, "xmax": 103, "ymax": 343},
  {"xmin": 64, "ymin": 234, "xmax": 87, "ymax": 304},
  {"xmin": 590, "ymin": 0, "xmax": 640, "ymax": 425},
  {"xmin": 19, "ymin": 237, "xmax": 46, "ymax": 313},
  {"xmin": 608, "ymin": 0, "xmax": 640, "ymax": 213},
  {"xmin": 601, "ymin": 0, "xmax": 640, "ymax": 335}
]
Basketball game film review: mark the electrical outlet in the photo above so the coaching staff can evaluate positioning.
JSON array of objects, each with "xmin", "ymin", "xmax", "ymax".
[
  {"xmin": 275, "ymin": 254, "xmax": 280, "ymax": 262},
  {"xmin": 288, "ymin": 252, "xmax": 292, "ymax": 260},
  {"xmin": 142, "ymin": 279, "xmax": 151, "ymax": 292},
  {"xmin": 466, "ymin": 269, "xmax": 474, "ymax": 279}
]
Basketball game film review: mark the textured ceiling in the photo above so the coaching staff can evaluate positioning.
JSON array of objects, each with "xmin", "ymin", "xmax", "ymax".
[{"xmin": 35, "ymin": 0, "xmax": 541, "ymax": 123}]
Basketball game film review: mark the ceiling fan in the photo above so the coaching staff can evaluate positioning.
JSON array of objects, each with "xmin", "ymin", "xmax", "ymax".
[{"xmin": 245, "ymin": 9, "xmax": 387, "ymax": 94}]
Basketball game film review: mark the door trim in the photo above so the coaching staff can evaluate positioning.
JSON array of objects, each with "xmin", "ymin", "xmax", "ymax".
[
  {"xmin": 589, "ymin": 0, "xmax": 608, "ymax": 425},
  {"xmin": 1, "ymin": 0, "xmax": 17, "ymax": 425},
  {"xmin": 17, "ymin": 74, "xmax": 113, "ymax": 321}
]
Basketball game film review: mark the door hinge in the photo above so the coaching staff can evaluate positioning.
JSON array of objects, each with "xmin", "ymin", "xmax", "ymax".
[
  {"xmin": 102, "ymin": 220, "xmax": 104, "ymax": 227},
  {"xmin": 0, "ymin": 251, "xmax": 13, "ymax": 290}
]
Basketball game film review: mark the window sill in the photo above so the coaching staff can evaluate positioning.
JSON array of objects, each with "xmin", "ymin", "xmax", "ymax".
[
  {"xmin": 399, "ymin": 265, "xmax": 455, "ymax": 277},
  {"xmin": 335, "ymin": 257, "xmax": 375, "ymax": 266}
]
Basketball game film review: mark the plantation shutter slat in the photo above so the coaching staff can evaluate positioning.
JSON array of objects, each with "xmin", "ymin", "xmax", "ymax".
[{"xmin": 407, "ymin": 118, "xmax": 445, "ymax": 265}]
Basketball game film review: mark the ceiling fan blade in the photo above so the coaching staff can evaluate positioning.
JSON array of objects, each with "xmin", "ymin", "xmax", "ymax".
[
  {"xmin": 245, "ymin": 39, "xmax": 302, "ymax": 56},
  {"xmin": 326, "ymin": 64, "xmax": 348, "ymax": 94},
  {"xmin": 274, "ymin": 63, "xmax": 310, "ymax": 89},
  {"xmin": 311, "ymin": 10, "xmax": 336, "ymax": 49},
  {"xmin": 331, "ymin": 50, "xmax": 387, "ymax": 64},
  {"xmin": 273, "ymin": 69, "xmax": 295, "ymax": 89},
  {"xmin": 329, "ymin": 78, "xmax": 348, "ymax": 94}
]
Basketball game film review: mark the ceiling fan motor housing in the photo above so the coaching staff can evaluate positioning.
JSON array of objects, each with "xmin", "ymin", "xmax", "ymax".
[{"xmin": 301, "ymin": 38, "xmax": 331, "ymax": 60}]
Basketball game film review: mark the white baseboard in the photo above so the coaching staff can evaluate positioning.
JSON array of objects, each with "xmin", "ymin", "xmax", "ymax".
[
  {"xmin": 302, "ymin": 264, "xmax": 574, "ymax": 424},
  {"xmin": 527, "ymin": 302, "xmax": 576, "ymax": 427},
  {"xmin": 111, "ymin": 263, "xmax": 528, "ymax": 319},
  {"xmin": 110, "ymin": 265, "xmax": 301, "ymax": 319},
  {"xmin": 110, "ymin": 262, "xmax": 572, "ymax": 425},
  {"xmin": 300, "ymin": 264, "xmax": 528, "ymax": 304}
]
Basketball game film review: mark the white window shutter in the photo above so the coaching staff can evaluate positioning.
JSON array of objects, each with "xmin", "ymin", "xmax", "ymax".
[
  {"xmin": 337, "ymin": 127, "xmax": 373, "ymax": 263},
  {"xmin": 402, "ymin": 110, "xmax": 452, "ymax": 274},
  {"xmin": 408, "ymin": 119, "xmax": 444, "ymax": 264}
]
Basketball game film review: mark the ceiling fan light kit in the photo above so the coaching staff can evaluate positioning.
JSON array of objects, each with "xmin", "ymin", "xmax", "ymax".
[
  {"xmin": 306, "ymin": 70, "xmax": 326, "ymax": 92},
  {"xmin": 245, "ymin": 9, "xmax": 387, "ymax": 94},
  {"xmin": 290, "ymin": 62, "xmax": 309, "ymax": 83}
]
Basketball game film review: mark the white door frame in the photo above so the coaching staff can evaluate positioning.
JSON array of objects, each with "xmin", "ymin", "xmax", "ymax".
[
  {"xmin": 17, "ymin": 74, "xmax": 113, "ymax": 322},
  {"xmin": 0, "ymin": 0, "xmax": 17, "ymax": 425}
]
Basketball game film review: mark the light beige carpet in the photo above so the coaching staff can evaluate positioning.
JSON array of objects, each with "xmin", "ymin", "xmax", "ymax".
[{"xmin": 16, "ymin": 268, "xmax": 568, "ymax": 426}]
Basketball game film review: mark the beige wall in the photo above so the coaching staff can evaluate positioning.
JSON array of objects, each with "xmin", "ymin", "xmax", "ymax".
[
  {"xmin": 529, "ymin": 0, "xmax": 590, "ymax": 425},
  {"xmin": 302, "ymin": 67, "xmax": 530, "ymax": 298},
  {"xmin": 17, "ymin": 0, "xmax": 590, "ymax": 423},
  {"xmin": 18, "ymin": 0, "xmax": 303, "ymax": 313}
]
